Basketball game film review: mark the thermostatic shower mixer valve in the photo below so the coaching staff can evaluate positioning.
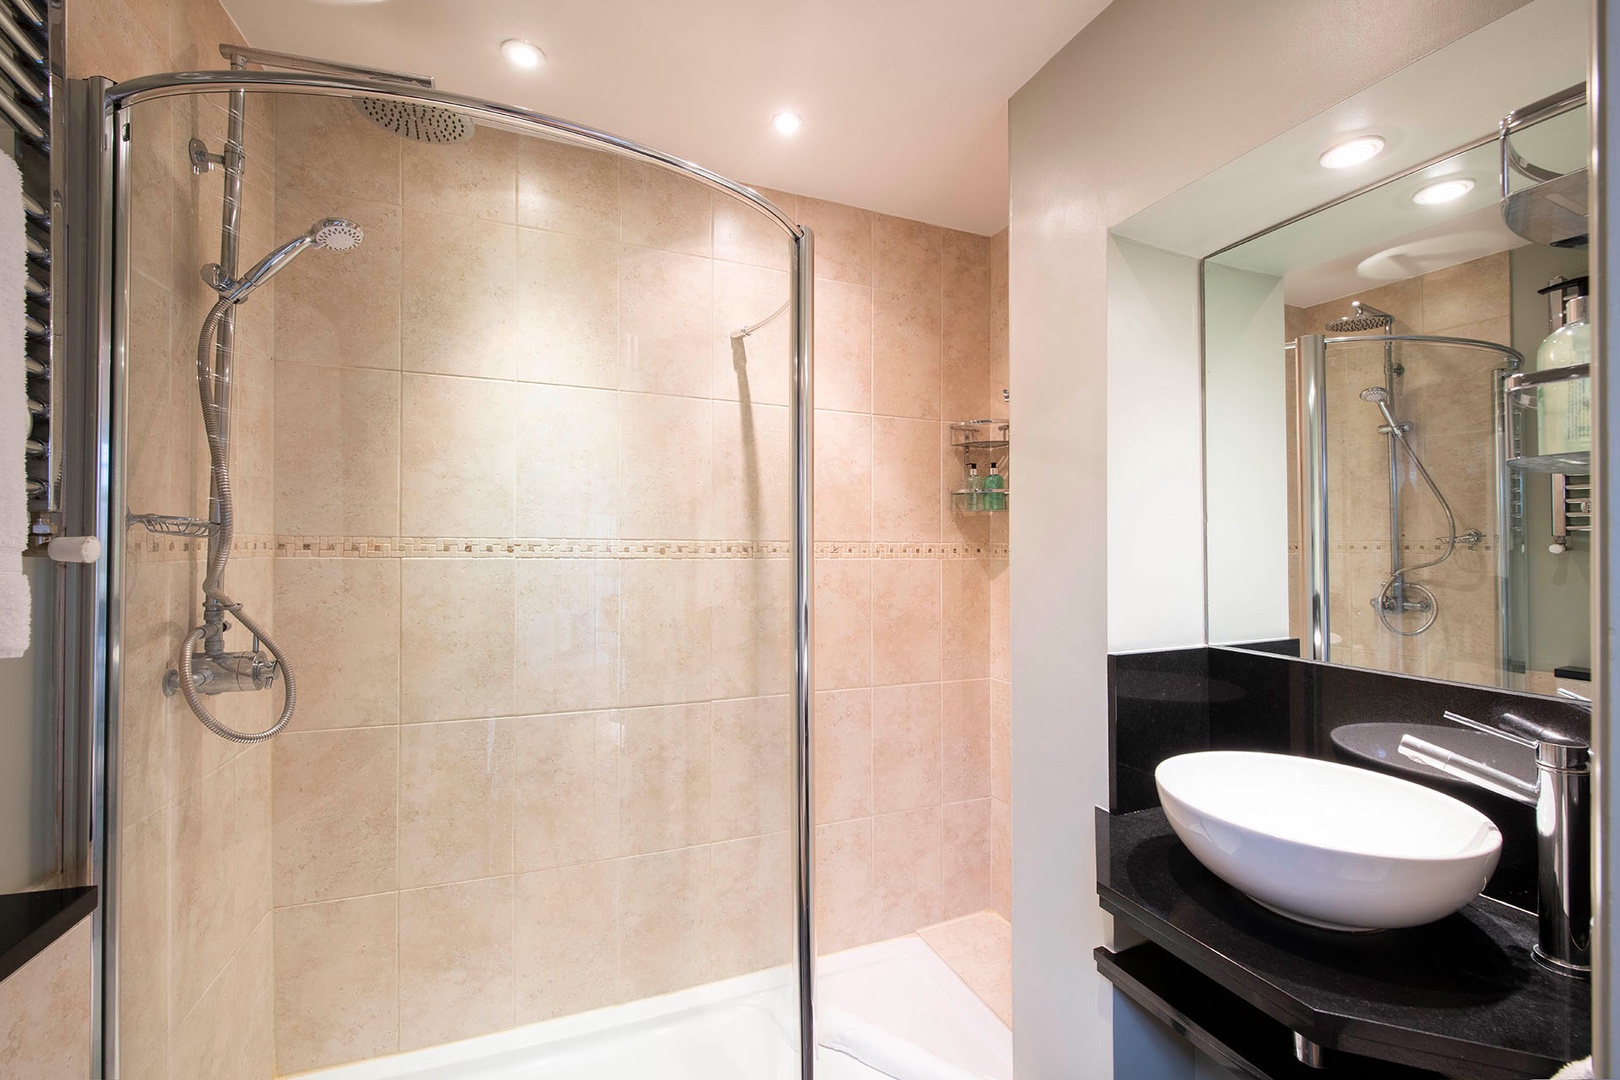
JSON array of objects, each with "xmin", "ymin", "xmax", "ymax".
[{"xmin": 162, "ymin": 618, "xmax": 280, "ymax": 699}]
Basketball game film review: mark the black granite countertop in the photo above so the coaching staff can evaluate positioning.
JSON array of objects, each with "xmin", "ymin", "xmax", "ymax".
[
  {"xmin": 1096, "ymin": 807, "xmax": 1589, "ymax": 1080},
  {"xmin": 0, "ymin": 886, "xmax": 96, "ymax": 985}
]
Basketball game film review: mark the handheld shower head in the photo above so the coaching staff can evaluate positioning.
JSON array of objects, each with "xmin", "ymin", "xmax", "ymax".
[
  {"xmin": 1327, "ymin": 301, "xmax": 1395, "ymax": 333},
  {"xmin": 1359, "ymin": 385, "xmax": 1401, "ymax": 429},
  {"xmin": 204, "ymin": 218, "xmax": 364, "ymax": 303}
]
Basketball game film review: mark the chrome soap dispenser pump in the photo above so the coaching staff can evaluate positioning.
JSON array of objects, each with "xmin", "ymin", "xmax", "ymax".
[{"xmin": 1399, "ymin": 711, "xmax": 1590, "ymax": 976}]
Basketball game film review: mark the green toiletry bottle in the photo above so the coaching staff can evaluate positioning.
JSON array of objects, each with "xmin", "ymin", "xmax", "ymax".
[
  {"xmin": 985, "ymin": 461, "xmax": 1006, "ymax": 511},
  {"xmin": 1536, "ymin": 294, "xmax": 1592, "ymax": 457}
]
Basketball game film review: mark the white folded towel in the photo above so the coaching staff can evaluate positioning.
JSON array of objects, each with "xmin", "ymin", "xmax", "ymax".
[
  {"xmin": 818, "ymin": 1007, "xmax": 989, "ymax": 1080},
  {"xmin": 1552, "ymin": 1057, "xmax": 1594, "ymax": 1079},
  {"xmin": 0, "ymin": 152, "xmax": 31, "ymax": 659}
]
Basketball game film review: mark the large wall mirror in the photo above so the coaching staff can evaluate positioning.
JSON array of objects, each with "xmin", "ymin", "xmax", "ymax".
[{"xmin": 1202, "ymin": 0, "xmax": 1590, "ymax": 697}]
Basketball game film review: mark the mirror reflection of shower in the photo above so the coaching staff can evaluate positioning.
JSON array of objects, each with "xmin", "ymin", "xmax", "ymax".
[{"xmin": 1327, "ymin": 303, "xmax": 1493, "ymax": 637}]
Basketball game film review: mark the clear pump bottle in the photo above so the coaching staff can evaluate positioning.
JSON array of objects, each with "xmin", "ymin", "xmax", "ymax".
[{"xmin": 1536, "ymin": 294, "xmax": 1591, "ymax": 456}]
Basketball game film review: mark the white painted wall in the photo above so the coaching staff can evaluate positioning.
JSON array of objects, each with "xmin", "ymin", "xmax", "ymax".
[
  {"xmin": 1203, "ymin": 263, "xmax": 1289, "ymax": 644},
  {"xmin": 1006, "ymin": 3, "xmax": 1531, "ymax": 1077},
  {"xmin": 1105, "ymin": 237, "xmax": 1206, "ymax": 652}
]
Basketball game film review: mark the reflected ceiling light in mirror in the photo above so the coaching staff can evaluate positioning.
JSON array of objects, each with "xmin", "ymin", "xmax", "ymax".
[
  {"xmin": 1318, "ymin": 135, "xmax": 1386, "ymax": 169},
  {"xmin": 1412, "ymin": 178, "xmax": 1476, "ymax": 205},
  {"xmin": 773, "ymin": 110, "xmax": 803, "ymax": 136},
  {"xmin": 500, "ymin": 39, "xmax": 545, "ymax": 70}
]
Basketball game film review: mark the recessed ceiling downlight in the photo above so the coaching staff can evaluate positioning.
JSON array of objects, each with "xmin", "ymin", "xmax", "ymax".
[
  {"xmin": 500, "ymin": 38, "xmax": 545, "ymax": 70},
  {"xmin": 1412, "ymin": 178, "xmax": 1476, "ymax": 205},
  {"xmin": 1318, "ymin": 136, "xmax": 1386, "ymax": 169},
  {"xmin": 773, "ymin": 110, "xmax": 803, "ymax": 136}
]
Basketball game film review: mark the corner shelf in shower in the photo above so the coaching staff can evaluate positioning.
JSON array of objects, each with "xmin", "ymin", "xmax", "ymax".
[
  {"xmin": 1506, "ymin": 450, "xmax": 1590, "ymax": 473},
  {"xmin": 949, "ymin": 420, "xmax": 1010, "ymax": 514}
]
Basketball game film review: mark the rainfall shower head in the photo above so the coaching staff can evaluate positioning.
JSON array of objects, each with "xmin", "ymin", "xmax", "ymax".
[
  {"xmin": 206, "ymin": 218, "xmax": 364, "ymax": 303},
  {"xmin": 354, "ymin": 98, "xmax": 474, "ymax": 143},
  {"xmin": 1327, "ymin": 301, "xmax": 1395, "ymax": 333}
]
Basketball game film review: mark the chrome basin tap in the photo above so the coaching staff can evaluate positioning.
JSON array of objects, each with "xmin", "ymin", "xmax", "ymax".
[{"xmin": 1398, "ymin": 711, "xmax": 1590, "ymax": 977}]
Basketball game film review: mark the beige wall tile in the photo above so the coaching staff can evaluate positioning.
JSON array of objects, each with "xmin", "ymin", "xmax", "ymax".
[
  {"xmin": 621, "ymin": 159, "xmax": 713, "ymax": 257},
  {"xmin": 712, "ymin": 696, "xmax": 793, "ymax": 841},
  {"xmin": 917, "ymin": 912, "xmax": 1010, "ymax": 1026},
  {"xmin": 619, "ymin": 703, "xmax": 711, "ymax": 855},
  {"xmin": 402, "ymin": 127, "xmax": 519, "ymax": 223},
  {"xmin": 518, "ymin": 138, "xmax": 620, "ymax": 240},
  {"xmin": 800, "ymin": 197, "xmax": 872, "ymax": 286},
  {"xmin": 119, "ymin": 812, "xmax": 169, "ymax": 1078},
  {"xmin": 618, "ymin": 847, "xmax": 711, "ymax": 998},
  {"xmin": 515, "ymin": 383, "xmax": 621, "ymax": 538},
  {"xmin": 942, "ymin": 799, "xmax": 993, "ymax": 919},
  {"xmin": 1419, "ymin": 252, "xmax": 1510, "ymax": 333},
  {"xmin": 989, "ymin": 679, "xmax": 1011, "ymax": 803},
  {"xmin": 814, "ymin": 280, "xmax": 874, "ymax": 414},
  {"xmin": 516, "ymin": 862, "xmax": 621, "ymax": 1022},
  {"xmin": 274, "ymin": 558, "xmax": 401, "ymax": 731},
  {"xmin": 400, "ymin": 373, "xmax": 516, "ymax": 537},
  {"xmin": 991, "ymin": 798, "xmax": 1011, "ymax": 919},
  {"xmin": 872, "ymin": 289, "xmax": 943, "ymax": 420},
  {"xmin": 401, "ymin": 211, "xmax": 518, "ymax": 379},
  {"xmin": 273, "ymin": 94, "xmax": 404, "ymax": 205},
  {"xmin": 715, "ymin": 187, "xmax": 797, "ymax": 271},
  {"xmin": 708, "ymin": 558, "xmax": 792, "ymax": 700},
  {"xmin": 273, "ymin": 727, "xmax": 397, "ymax": 906},
  {"xmin": 813, "ymin": 410, "xmax": 872, "ymax": 542},
  {"xmin": 619, "ymin": 392, "xmax": 713, "ymax": 539},
  {"xmin": 69, "ymin": 0, "xmax": 165, "ymax": 79},
  {"xmin": 400, "ymin": 718, "xmax": 515, "ymax": 888},
  {"xmin": 872, "ymin": 417, "xmax": 941, "ymax": 542},
  {"xmin": 713, "ymin": 401, "xmax": 792, "ymax": 543},
  {"xmin": 872, "ymin": 215, "xmax": 941, "ymax": 298},
  {"xmin": 125, "ymin": 271, "xmax": 183, "ymax": 518},
  {"xmin": 515, "ymin": 230, "xmax": 619, "ymax": 389},
  {"xmin": 275, "ymin": 363, "xmax": 401, "ymax": 536},
  {"xmin": 119, "ymin": 556, "xmax": 177, "ymax": 829},
  {"xmin": 814, "ymin": 688, "xmax": 872, "ymax": 824},
  {"xmin": 273, "ymin": 191, "xmax": 403, "ymax": 371},
  {"xmin": 398, "ymin": 877, "xmax": 516, "ymax": 1050},
  {"xmin": 871, "ymin": 559, "xmax": 942, "ymax": 685},
  {"xmin": 619, "ymin": 247, "xmax": 714, "ymax": 398},
  {"xmin": 943, "ymin": 679, "xmax": 992, "ymax": 803},
  {"xmin": 988, "ymin": 560, "xmax": 1010, "ymax": 682},
  {"xmin": 513, "ymin": 711, "xmax": 621, "ymax": 871},
  {"xmin": 713, "ymin": 261, "xmax": 792, "ymax": 407},
  {"xmin": 0, "ymin": 919, "xmax": 90, "ymax": 1080},
  {"xmin": 873, "ymin": 806, "xmax": 943, "ymax": 939},
  {"xmin": 619, "ymin": 558, "xmax": 713, "ymax": 706},
  {"xmin": 871, "ymin": 682, "xmax": 942, "ymax": 813},
  {"xmin": 942, "ymin": 559, "xmax": 992, "ymax": 678},
  {"xmin": 710, "ymin": 832, "xmax": 793, "ymax": 980},
  {"xmin": 813, "ymin": 558, "xmax": 872, "ymax": 691},
  {"xmin": 233, "ymin": 746, "xmax": 274, "ymax": 942},
  {"xmin": 399, "ymin": 559, "xmax": 516, "ymax": 723},
  {"xmin": 814, "ymin": 819, "xmax": 874, "ymax": 953},
  {"xmin": 273, "ymin": 895, "xmax": 399, "ymax": 1074},
  {"xmin": 168, "ymin": 945, "xmax": 239, "ymax": 1080},
  {"xmin": 169, "ymin": 766, "xmax": 236, "ymax": 1019},
  {"xmin": 515, "ymin": 559, "xmax": 621, "ymax": 715}
]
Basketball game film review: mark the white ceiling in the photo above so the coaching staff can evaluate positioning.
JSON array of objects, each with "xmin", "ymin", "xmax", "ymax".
[{"xmin": 217, "ymin": 0, "xmax": 1112, "ymax": 235}]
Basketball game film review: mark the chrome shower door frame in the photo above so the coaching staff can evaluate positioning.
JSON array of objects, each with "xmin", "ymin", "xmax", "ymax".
[{"xmin": 91, "ymin": 71, "xmax": 816, "ymax": 1080}]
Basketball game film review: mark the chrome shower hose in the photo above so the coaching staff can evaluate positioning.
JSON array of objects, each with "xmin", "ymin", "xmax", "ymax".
[{"xmin": 175, "ymin": 297, "xmax": 297, "ymax": 743}]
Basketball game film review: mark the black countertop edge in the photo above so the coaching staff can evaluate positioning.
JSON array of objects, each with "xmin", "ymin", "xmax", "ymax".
[
  {"xmin": 1096, "ymin": 943, "xmax": 1448, "ymax": 1080},
  {"xmin": 1096, "ymin": 807, "xmax": 1587, "ymax": 1080},
  {"xmin": 0, "ymin": 886, "xmax": 96, "ymax": 985}
]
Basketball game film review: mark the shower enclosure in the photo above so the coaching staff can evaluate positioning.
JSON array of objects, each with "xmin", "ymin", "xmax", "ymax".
[
  {"xmin": 83, "ymin": 57, "xmax": 813, "ymax": 1080},
  {"xmin": 1293, "ymin": 329, "xmax": 1521, "ymax": 686}
]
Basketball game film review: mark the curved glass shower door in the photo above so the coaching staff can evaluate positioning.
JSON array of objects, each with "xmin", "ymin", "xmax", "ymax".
[
  {"xmin": 1294, "ymin": 333, "xmax": 1520, "ymax": 687},
  {"xmin": 107, "ymin": 76, "xmax": 809, "ymax": 1080}
]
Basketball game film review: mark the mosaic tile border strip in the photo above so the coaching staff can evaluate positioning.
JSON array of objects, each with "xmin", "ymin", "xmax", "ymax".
[
  {"xmin": 256, "ymin": 537, "xmax": 1011, "ymax": 560},
  {"xmin": 127, "ymin": 532, "xmax": 277, "ymax": 562},
  {"xmin": 1289, "ymin": 540, "xmax": 1496, "ymax": 555}
]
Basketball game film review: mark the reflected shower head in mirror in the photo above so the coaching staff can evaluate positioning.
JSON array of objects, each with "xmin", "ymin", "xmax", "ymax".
[
  {"xmin": 205, "ymin": 218, "xmax": 365, "ymax": 303},
  {"xmin": 355, "ymin": 97, "xmax": 474, "ymax": 142},
  {"xmin": 1326, "ymin": 301, "xmax": 1395, "ymax": 333}
]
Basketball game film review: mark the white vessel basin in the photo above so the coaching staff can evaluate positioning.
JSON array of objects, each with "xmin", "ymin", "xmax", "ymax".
[{"xmin": 1155, "ymin": 751, "xmax": 1502, "ymax": 931}]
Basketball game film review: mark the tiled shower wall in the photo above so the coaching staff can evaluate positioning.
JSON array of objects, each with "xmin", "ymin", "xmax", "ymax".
[
  {"xmin": 259, "ymin": 95, "xmax": 1012, "ymax": 1073},
  {"xmin": 1285, "ymin": 252, "xmax": 1507, "ymax": 685},
  {"xmin": 80, "ymin": 4, "xmax": 282, "ymax": 1080}
]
